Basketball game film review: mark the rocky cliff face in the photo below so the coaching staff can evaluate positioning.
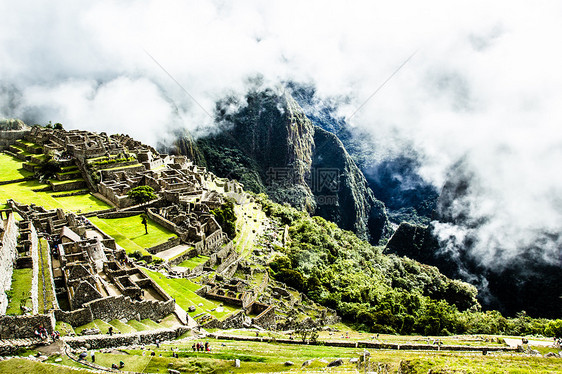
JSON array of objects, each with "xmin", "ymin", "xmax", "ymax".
[
  {"xmin": 312, "ymin": 127, "xmax": 389, "ymax": 242},
  {"xmin": 171, "ymin": 89, "xmax": 391, "ymax": 244}
]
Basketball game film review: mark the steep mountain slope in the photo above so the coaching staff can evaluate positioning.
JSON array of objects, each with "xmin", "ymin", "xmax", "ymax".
[
  {"xmin": 288, "ymin": 83, "xmax": 439, "ymax": 226},
  {"xmin": 168, "ymin": 88, "xmax": 391, "ymax": 244}
]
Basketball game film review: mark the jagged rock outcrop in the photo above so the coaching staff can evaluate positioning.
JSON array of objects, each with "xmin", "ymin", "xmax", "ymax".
[
  {"xmin": 171, "ymin": 88, "xmax": 391, "ymax": 244},
  {"xmin": 313, "ymin": 127, "xmax": 389, "ymax": 242}
]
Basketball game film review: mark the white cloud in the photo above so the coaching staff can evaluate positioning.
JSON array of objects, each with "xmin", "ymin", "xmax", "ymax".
[{"xmin": 1, "ymin": 0, "xmax": 561, "ymax": 269}]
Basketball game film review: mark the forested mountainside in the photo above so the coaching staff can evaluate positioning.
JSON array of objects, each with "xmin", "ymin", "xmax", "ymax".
[{"xmin": 168, "ymin": 88, "xmax": 391, "ymax": 245}]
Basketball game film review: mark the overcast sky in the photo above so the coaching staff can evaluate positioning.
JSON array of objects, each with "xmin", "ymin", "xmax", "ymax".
[{"xmin": 1, "ymin": 0, "xmax": 561, "ymax": 269}]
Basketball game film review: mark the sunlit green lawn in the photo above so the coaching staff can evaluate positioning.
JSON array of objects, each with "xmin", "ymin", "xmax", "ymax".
[
  {"xmin": 0, "ymin": 153, "xmax": 34, "ymax": 181},
  {"xmin": 89, "ymin": 215, "xmax": 176, "ymax": 256},
  {"xmin": 144, "ymin": 268, "xmax": 238, "ymax": 320},
  {"xmin": 177, "ymin": 255, "xmax": 209, "ymax": 269},
  {"xmin": 0, "ymin": 179, "xmax": 110, "ymax": 211},
  {"xmin": 5, "ymin": 268, "xmax": 33, "ymax": 315}
]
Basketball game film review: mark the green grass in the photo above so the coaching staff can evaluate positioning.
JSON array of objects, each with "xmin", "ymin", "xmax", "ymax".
[
  {"xmin": 109, "ymin": 319, "xmax": 138, "ymax": 334},
  {"xmin": 37, "ymin": 238, "xmax": 56, "ymax": 313},
  {"xmin": 141, "ymin": 318, "xmax": 161, "ymax": 329},
  {"xmin": 88, "ymin": 215, "xmax": 176, "ymax": 256},
  {"xmin": 92, "ymin": 319, "xmax": 114, "ymax": 334},
  {"xmin": 0, "ymin": 179, "xmax": 110, "ymax": 212},
  {"xmin": 73, "ymin": 321, "xmax": 99, "ymax": 335},
  {"xmin": 5, "ymin": 268, "xmax": 33, "ymax": 315},
  {"xmin": 143, "ymin": 268, "xmax": 238, "ymax": 320},
  {"xmin": 88, "ymin": 353, "xmax": 153, "ymax": 373},
  {"xmin": 0, "ymin": 153, "xmax": 34, "ymax": 181},
  {"xmin": 233, "ymin": 202, "xmax": 265, "ymax": 257},
  {"xmin": 159, "ymin": 314, "xmax": 182, "ymax": 329},
  {"xmin": 127, "ymin": 320, "xmax": 152, "ymax": 331},
  {"xmin": 55, "ymin": 321, "xmax": 75, "ymax": 336},
  {"xmin": 177, "ymin": 255, "xmax": 209, "ymax": 269},
  {"xmin": 49, "ymin": 177, "xmax": 85, "ymax": 186},
  {"xmin": 103, "ymin": 163, "xmax": 143, "ymax": 171},
  {"xmin": 0, "ymin": 358, "xmax": 93, "ymax": 374}
]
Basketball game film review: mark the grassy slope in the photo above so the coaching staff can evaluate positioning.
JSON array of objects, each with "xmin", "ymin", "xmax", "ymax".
[
  {"xmin": 89, "ymin": 215, "xmax": 175, "ymax": 256},
  {"xmin": 177, "ymin": 255, "xmax": 209, "ymax": 269},
  {"xmin": 0, "ymin": 153, "xmax": 34, "ymax": 180},
  {"xmin": 0, "ymin": 153, "xmax": 109, "ymax": 211},
  {"xmin": 0, "ymin": 358, "xmax": 93, "ymax": 374},
  {"xmin": 143, "ymin": 268, "xmax": 238, "ymax": 320},
  {"xmin": 37, "ymin": 238, "xmax": 56, "ymax": 313},
  {"xmin": 5, "ymin": 268, "xmax": 33, "ymax": 315},
  {"xmin": 233, "ymin": 201, "xmax": 265, "ymax": 257}
]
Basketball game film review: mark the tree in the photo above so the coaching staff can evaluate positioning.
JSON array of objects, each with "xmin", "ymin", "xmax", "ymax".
[
  {"xmin": 54, "ymin": 123, "xmax": 63, "ymax": 130},
  {"xmin": 37, "ymin": 155, "xmax": 61, "ymax": 181},
  {"xmin": 141, "ymin": 214, "xmax": 148, "ymax": 235},
  {"xmin": 127, "ymin": 185, "xmax": 157, "ymax": 206}
]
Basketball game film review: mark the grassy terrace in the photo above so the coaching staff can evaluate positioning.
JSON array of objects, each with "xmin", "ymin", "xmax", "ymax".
[
  {"xmin": 3, "ymin": 333, "xmax": 562, "ymax": 374},
  {"xmin": 0, "ymin": 179, "xmax": 109, "ymax": 211},
  {"xmin": 71, "ymin": 336, "xmax": 562, "ymax": 373},
  {"xmin": 5, "ymin": 268, "xmax": 33, "ymax": 315},
  {"xmin": 177, "ymin": 255, "xmax": 209, "ymax": 269},
  {"xmin": 49, "ymin": 177, "xmax": 85, "ymax": 185},
  {"xmin": 143, "ymin": 268, "xmax": 238, "ymax": 320},
  {"xmin": 233, "ymin": 202, "xmax": 265, "ymax": 258},
  {"xmin": 89, "ymin": 215, "xmax": 176, "ymax": 256},
  {"xmin": 0, "ymin": 154, "xmax": 110, "ymax": 211},
  {"xmin": 0, "ymin": 153, "xmax": 34, "ymax": 181},
  {"xmin": 38, "ymin": 238, "xmax": 56, "ymax": 313}
]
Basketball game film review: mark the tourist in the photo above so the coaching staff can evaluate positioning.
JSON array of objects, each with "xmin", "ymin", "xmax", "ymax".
[
  {"xmin": 108, "ymin": 326, "xmax": 113, "ymax": 336},
  {"xmin": 78, "ymin": 352, "xmax": 87, "ymax": 360},
  {"xmin": 205, "ymin": 341, "xmax": 210, "ymax": 352},
  {"xmin": 119, "ymin": 360, "xmax": 125, "ymax": 368},
  {"xmin": 192, "ymin": 343, "xmax": 196, "ymax": 351},
  {"xmin": 155, "ymin": 338, "xmax": 160, "ymax": 348},
  {"xmin": 150, "ymin": 351, "xmax": 155, "ymax": 356},
  {"xmin": 91, "ymin": 351, "xmax": 95, "ymax": 363}
]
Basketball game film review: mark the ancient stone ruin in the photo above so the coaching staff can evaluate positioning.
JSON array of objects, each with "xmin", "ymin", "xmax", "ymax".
[{"xmin": 0, "ymin": 124, "xmax": 340, "ymax": 347}]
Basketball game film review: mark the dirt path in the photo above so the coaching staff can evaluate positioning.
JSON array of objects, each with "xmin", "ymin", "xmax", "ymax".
[{"xmin": 504, "ymin": 338, "xmax": 555, "ymax": 348}]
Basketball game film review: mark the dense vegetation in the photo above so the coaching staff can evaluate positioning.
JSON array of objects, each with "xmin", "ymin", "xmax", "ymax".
[
  {"xmin": 257, "ymin": 194, "xmax": 562, "ymax": 337},
  {"xmin": 211, "ymin": 198, "xmax": 237, "ymax": 239}
]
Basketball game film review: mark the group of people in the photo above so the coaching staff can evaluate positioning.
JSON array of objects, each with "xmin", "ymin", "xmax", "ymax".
[
  {"xmin": 192, "ymin": 341, "xmax": 211, "ymax": 352},
  {"xmin": 34, "ymin": 326, "xmax": 49, "ymax": 340}
]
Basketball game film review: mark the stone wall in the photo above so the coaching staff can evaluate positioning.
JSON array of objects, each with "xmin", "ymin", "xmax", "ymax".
[
  {"xmin": 64, "ymin": 326, "xmax": 191, "ymax": 350},
  {"xmin": 0, "ymin": 213, "xmax": 18, "ymax": 314},
  {"xmin": 50, "ymin": 180, "xmax": 87, "ymax": 192},
  {"xmin": 29, "ymin": 223, "xmax": 39, "ymax": 314},
  {"xmin": 85, "ymin": 295, "xmax": 175, "ymax": 323},
  {"xmin": 216, "ymin": 248, "xmax": 239, "ymax": 274},
  {"xmin": 54, "ymin": 307, "xmax": 93, "ymax": 327},
  {"xmin": 146, "ymin": 237, "xmax": 182, "ymax": 255},
  {"xmin": 202, "ymin": 310, "xmax": 246, "ymax": 330},
  {"xmin": 97, "ymin": 210, "xmax": 144, "ymax": 219},
  {"xmin": 0, "ymin": 314, "xmax": 55, "ymax": 339},
  {"xmin": 0, "ymin": 130, "xmax": 29, "ymax": 150},
  {"xmin": 204, "ymin": 292, "xmax": 243, "ymax": 307},
  {"xmin": 146, "ymin": 209, "xmax": 179, "ymax": 235},
  {"xmin": 252, "ymin": 305, "xmax": 276, "ymax": 330},
  {"xmin": 168, "ymin": 248, "xmax": 198, "ymax": 267},
  {"xmin": 54, "ymin": 295, "xmax": 175, "ymax": 327}
]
